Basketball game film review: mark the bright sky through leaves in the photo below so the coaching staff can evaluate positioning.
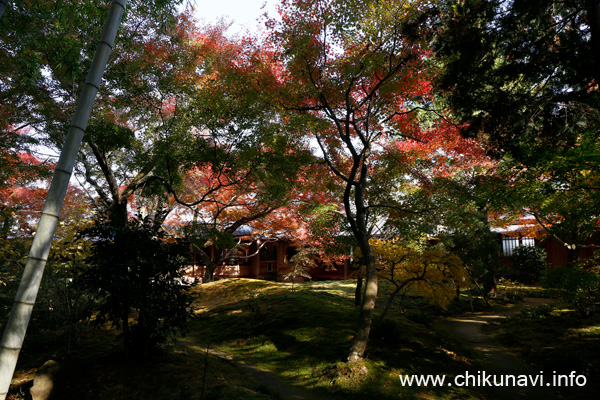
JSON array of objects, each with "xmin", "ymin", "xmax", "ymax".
[{"xmin": 192, "ymin": 0, "xmax": 276, "ymax": 35}]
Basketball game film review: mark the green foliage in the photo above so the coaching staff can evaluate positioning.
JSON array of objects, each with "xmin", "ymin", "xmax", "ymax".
[
  {"xmin": 84, "ymin": 118, "xmax": 136, "ymax": 153},
  {"xmin": 432, "ymin": 0, "xmax": 600, "ymax": 256},
  {"xmin": 433, "ymin": 0, "xmax": 600, "ymax": 157},
  {"xmin": 301, "ymin": 201, "xmax": 355, "ymax": 259},
  {"xmin": 511, "ymin": 245, "xmax": 548, "ymax": 284},
  {"xmin": 404, "ymin": 311, "xmax": 433, "ymax": 326},
  {"xmin": 284, "ymin": 248, "xmax": 315, "ymax": 290},
  {"xmin": 543, "ymin": 263, "xmax": 600, "ymax": 317},
  {"xmin": 77, "ymin": 213, "xmax": 192, "ymax": 357},
  {"xmin": 519, "ymin": 305, "xmax": 555, "ymax": 320},
  {"xmin": 33, "ymin": 230, "xmax": 96, "ymax": 350},
  {"xmin": 1, "ymin": 0, "xmax": 189, "ymax": 230},
  {"xmin": 184, "ymin": 223, "xmax": 238, "ymax": 253},
  {"xmin": 0, "ymin": 237, "xmax": 30, "ymax": 319},
  {"xmin": 389, "ymin": 163, "xmax": 504, "ymax": 295},
  {"xmin": 442, "ymin": 222, "xmax": 501, "ymax": 294}
]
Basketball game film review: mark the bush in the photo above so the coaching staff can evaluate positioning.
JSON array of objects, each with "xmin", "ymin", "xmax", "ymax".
[
  {"xmin": 520, "ymin": 304, "xmax": 554, "ymax": 319},
  {"xmin": 542, "ymin": 263, "xmax": 600, "ymax": 317},
  {"xmin": 0, "ymin": 237, "xmax": 30, "ymax": 319},
  {"xmin": 511, "ymin": 245, "xmax": 548, "ymax": 283},
  {"xmin": 76, "ymin": 214, "xmax": 193, "ymax": 358},
  {"xmin": 31, "ymin": 231, "xmax": 96, "ymax": 351},
  {"xmin": 405, "ymin": 311, "xmax": 432, "ymax": 326}
]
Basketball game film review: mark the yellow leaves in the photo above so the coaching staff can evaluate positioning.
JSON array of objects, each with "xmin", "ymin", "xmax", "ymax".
[{"xmin": 368, "ymin": 238, "xmax": 467, "ymax": 308}]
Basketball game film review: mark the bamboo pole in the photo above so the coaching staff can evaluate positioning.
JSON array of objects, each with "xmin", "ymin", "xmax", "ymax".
[
  {"xmin": 0, "ymin": 1, "xmax": 127, "ymax": 398},
  {"xmin": 0, "ymin": 0, "xmax": 9, "ymax": 20}
]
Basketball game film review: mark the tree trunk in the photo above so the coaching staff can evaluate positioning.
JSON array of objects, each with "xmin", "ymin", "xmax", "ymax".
[
  {"xmin": 482, "ymin": 270, "xmax": 497, "ymax": 296},
  {"xmin": 588, "ymin": 1, "xmax": 600, "ymax": 85},
  {"xmin": 0, "ymin": 207, "xmax": 10, "ymax": 240},
  {"xmin": 567, "ymin": 246, "xmax": 580, "ymax": 265},
  {"xmin": 380, "ymin": 286, "xmax": 402, "ymax": 321},
  {"xmin": 204, "ymin": 263, "xmax": 216, "ymax": 283},
  {"xmin": 0, "ymin": 2, "xmax": 127, "ymax": 397},
  {"xmin": 354, "ymin": 275, "xmax": 363, "ymax": 306},
  {"xmin": 348, "ymin": 242, "xmax": 377, "ymax": 363},
  {"xmin": 111, "ymin": 200, "xmax": 129, "ymax": 226},
  {"xmin": 346, "ymin": 155, "xmax": 378, "ymax": 363}
]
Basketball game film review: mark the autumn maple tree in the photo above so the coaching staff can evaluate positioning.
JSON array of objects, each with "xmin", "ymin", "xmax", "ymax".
[
  {"xmin": 130, "ymin": 20, "xmax": 315, "ymax": 282},
  {"xmin": 171, "ymin": 155, "xmax": 310, "ymax": 283},
  {"xmin": 365, "ymin": 238, "xmax": 466, "ymax": 320},
  {"xmin": 385, "ymin": 129, "xmax": 505, "ymax": 296},
  {"xmin": 259, "ymin": 0, "xmax": 461, "ymax": 362},
  {"xmin": 73, "ymin": 11, "xmax": 210, "ymax": 225},
  {"xmin": 1, "ymin": 154, "xmax": 91, "ymax": 319},
  {"xmin": 0, "ymin": 1, "xmax": 195, "ymax": 230}
]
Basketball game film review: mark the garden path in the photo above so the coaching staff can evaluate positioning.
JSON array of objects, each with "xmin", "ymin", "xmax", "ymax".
[
  {"xmin": 435, "ymin": 297, "xmax": 559, "ymax": 400},
  {"xmin": 206, "ymin": 347, "xmax": 330, "ymax": 400}
]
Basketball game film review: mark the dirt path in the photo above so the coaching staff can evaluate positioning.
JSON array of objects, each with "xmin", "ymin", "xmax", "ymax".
[
  {"xmin": 208, "ymin": 348, "xmax": 329, "ymax": 400},
  {"xmin": 436, "ymin": 298, "xmax": 559, "ymax": 400}
]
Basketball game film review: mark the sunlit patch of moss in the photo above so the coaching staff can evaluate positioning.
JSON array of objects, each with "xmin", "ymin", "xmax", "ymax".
[
  {"xmin": 571, "ymin": 325, "xmax": 600, "ymax": 337},
  {"xmin": 190, "ymin": 278, "xmax": 483, "ymax": 399}
]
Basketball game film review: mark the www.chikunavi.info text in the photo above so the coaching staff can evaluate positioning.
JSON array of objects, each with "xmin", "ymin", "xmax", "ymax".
[{"xmin": 399, "ymin": 370, "xmax": 587, "ymax": 387}]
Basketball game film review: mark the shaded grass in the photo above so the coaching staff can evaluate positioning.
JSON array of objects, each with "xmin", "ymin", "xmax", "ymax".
[
  {"xmin": 8, "ymin": 278, "xmax": 483, "ymax": 399},
  {"xmin": 190, "ymin": 278, "xmax": 483, "ymax": 399},
  {"xmin": 483, "ymin": 306, "xmax": 600, "ymax": 400},
  {"xmin": 6, "ymin": 282, "xmax": 282, "ymax": 400},
  {"xmin": 8, "ymin": 325, "xmax": 275, "ymax": 400}
]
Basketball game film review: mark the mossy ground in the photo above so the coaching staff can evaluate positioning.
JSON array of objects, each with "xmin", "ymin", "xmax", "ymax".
[
  {"xmin": 482, "ymin": 305, "xmax": 600, "ymax": 400},
  {"xmin": 7, "ymin": 278, "xmax": 581, "ymax": 400}
]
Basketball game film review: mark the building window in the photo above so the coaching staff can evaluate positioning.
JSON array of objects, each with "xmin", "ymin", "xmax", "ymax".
[
  {"xmin": 260, "ymin": 243, "xmax": 278, "ymax": 261},
  {"xmin": 285, "ymin": 246, "xmax": 297, "ymax": 263},
  {"xmin": 502, "ymin": 237, "xmax": 535, "ymax": 256}
]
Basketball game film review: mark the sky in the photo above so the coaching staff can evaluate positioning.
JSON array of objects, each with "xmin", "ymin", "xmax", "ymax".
[{"xmin": 190, "ymin": 0, "xmax": 277, "ymax": 36}]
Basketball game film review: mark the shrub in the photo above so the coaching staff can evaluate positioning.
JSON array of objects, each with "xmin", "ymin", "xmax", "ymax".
[
  {"xmin": 76, "ymin": 214, "xmax": 192, "ymax": 358},
  {"xmin": 405, "ymin": 311, "xmax": 432, "ymax": 326},
  {"xmin": 511, "ymin": 245, "xmax": 548, "ymax": 283},
  {"xmin": 542, "ymin": 263, "xmax": 600, "ymax": 317},
  {"xmin": 520, "ymin": 304, "xmax": 554, "ymax": 319}
]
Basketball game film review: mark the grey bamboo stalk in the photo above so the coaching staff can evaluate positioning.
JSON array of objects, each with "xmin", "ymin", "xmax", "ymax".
[
  {"xmin": 0, "ymin": 1, "xmax": 127, "ymax": 398},
  {"xmin": 0, "ymin": 0, "xmax": 9, "ymax": 20}
]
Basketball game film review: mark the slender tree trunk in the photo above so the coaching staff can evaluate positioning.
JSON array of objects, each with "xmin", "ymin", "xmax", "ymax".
[
  {"xmin": 473, "ymin": 278, "xmax": 491, "ymax": 308},
  {"xmin": 346, "ymin": 154, "xmax": 378, "ymax": 363},
  {"xmin": 567, "ymin": 246, "xmax": 580, "ymax": 265},
  {"xmin": 348, "ymin": 250, "xmax": 377, "ymax": 362},
  {"xmin": 0, "ymin": 2, "xmax": 127, "ymax": 398},
  {"xmin": 380, "ymin": 286, "xmax": 402, "ymax": 321},
  {"xmin": 204, "ymin": 263, "xmax": 216, "ymax": 283},
  {"xmin": 588, "ymin": 1, "xmax": 600, "ymax": 84},
  {"xmin": 0, "ymin": 207, "xmax": 10, "ymax": 240}
]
